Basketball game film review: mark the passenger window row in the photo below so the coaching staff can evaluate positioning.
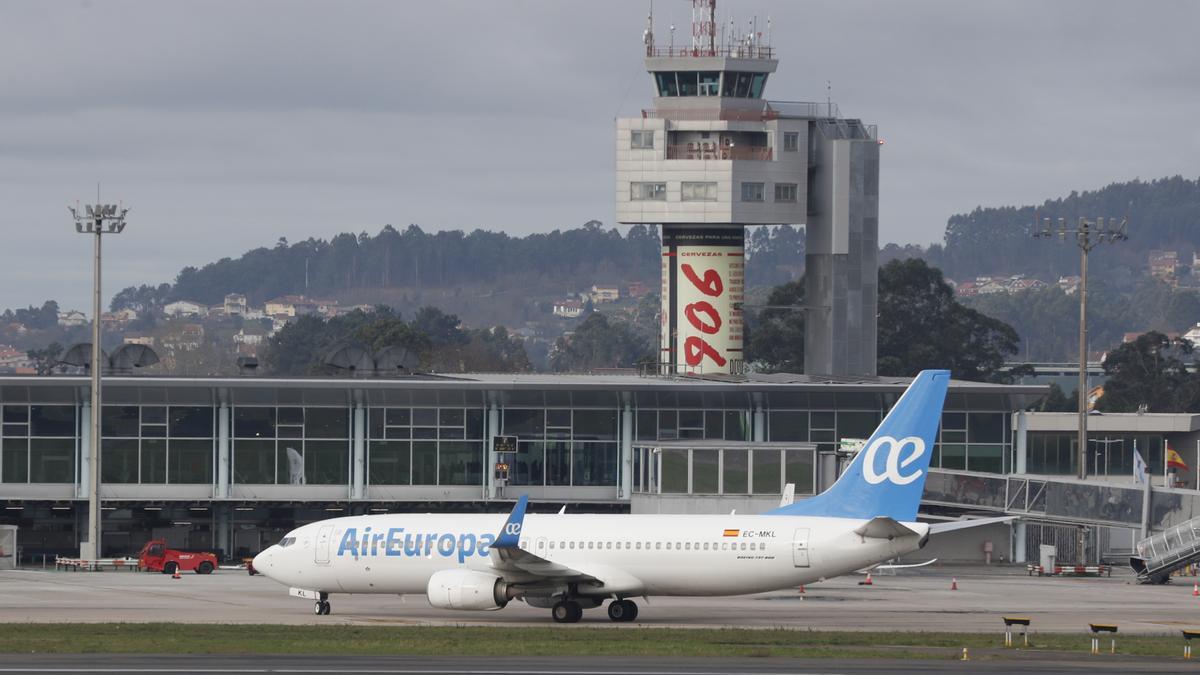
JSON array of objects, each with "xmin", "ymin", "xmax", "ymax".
[{"xmin": 541, "ymin": 540, "xmax": 767, "ymax": 552}]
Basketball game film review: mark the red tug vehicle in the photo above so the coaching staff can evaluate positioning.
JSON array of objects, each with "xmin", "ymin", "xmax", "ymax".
[{"xmin": 137, "ymin": 539, "xmax": 218, "ymax": 575}]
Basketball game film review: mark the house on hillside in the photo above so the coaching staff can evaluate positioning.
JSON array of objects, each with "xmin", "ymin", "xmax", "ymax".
[
  {"xmin": 224, "ymin": 293, "xmax": 248, "ymax": 316},
  {"xmin": 626, "ymin": 281, "xmax": 651, "ymax": 299},
  {"xmin": 100, "ymin": 308, "xmax": 139, "ymax": 330},
  {"xmin": 1149, "ymin": 250, "xmax": 1180, "ymax": 286},
  {"xmin": 265, "ymin": 295, "xmax": 323, "ymax": 318},
  {"xmin": 552, "ymin": 300, "xmax": 584, "ymax": 318},
  {"xmin": 589, "ymin": 285, "xmax": 620, "ymax": 303},
  {"xmin": 123, "ymin": 335, "xmax": 156, "ymax": 347},
  {"xmin": 1184, "ymin": 323, "xmax": 1200, "ymax": 346},
  {"xmin": 162, "ymin": 323, "xmax": 205, "ymax": 351},
  {"xmin": 56, "ymin": 309, "xmax": 87, "ymax": 327},
  {"xmin": 163, "ymin": 300, "xmax": 207, "ymax": 318},
  {"xmin": 1058, "ymin": 276, "xmax": 1081, "ymax": 295},
  {"xmin": 0, "ymin": 345, "xmax": 32, "ymax": 371}
]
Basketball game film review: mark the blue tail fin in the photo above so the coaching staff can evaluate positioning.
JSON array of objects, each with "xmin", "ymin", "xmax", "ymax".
[{"xmin": 765, "ymin": 370, "xmax": 950, "ymax": 522}]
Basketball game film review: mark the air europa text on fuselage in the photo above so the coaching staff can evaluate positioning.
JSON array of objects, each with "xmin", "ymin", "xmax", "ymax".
[{"xmin": 336, "ymin": 527, "xmax": 497, "ymax": 564}]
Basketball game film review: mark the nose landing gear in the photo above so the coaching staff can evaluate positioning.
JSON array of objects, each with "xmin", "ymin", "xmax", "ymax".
[{"xmin": 313, "ymin": 598, "xmax": 331, "ymax": 615}]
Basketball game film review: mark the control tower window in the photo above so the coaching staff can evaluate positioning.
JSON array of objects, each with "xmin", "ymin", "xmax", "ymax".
[
  {"xmin": 735, "ymin": 73, "xmax": 752, "ymax": 98},
  {"xmin": 655, "ymin": 72, "xmax": 678, "ymax": 97},
  {"xmin": 740, "ymin": 182, "xmax": 765, "ymax": 202},
  {"xmin": 698, "ymin": 72, "xmax": 720, "ymax": 96},
  {"xmin": 631, "ymin": 130, "xmax": 654, "ymax": 149},
  {"xmin": 750, "ymin": 73, "xmax": 768, "ymax": 99},
  {"xmin": 631, "ymin": 182, "xmax": 667, "ymax": 201},
  {"xmin": 677, "ymin": 72, "xmax": 699, "ymax": 97}
]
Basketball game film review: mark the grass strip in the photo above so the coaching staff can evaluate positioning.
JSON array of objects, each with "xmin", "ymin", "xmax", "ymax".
[{"xmin": 0, "ymin": 624, "xmax": 1192, "ymax": 660}]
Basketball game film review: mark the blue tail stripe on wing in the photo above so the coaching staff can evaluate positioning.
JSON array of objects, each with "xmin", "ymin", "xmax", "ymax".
[{"xmin": 765, "ymin": 369, "xmax": 950, "ymax": 522}]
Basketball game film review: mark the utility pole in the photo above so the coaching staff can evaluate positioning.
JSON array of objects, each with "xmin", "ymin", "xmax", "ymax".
[
  {"xmin": 69, "ymin": 201, "xmax": 129, "ymax": 560},
  {"xmin": 1033, "ymin": 216, "xmax": 1127, "ymax": 480}
]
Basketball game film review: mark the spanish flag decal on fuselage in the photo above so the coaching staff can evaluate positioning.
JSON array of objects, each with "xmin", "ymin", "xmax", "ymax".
[{"xmin": 723, "ymin": 529, "xmax": 739, "ymax": 537}]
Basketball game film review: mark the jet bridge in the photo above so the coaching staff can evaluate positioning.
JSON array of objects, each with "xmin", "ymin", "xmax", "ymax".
[
  {"xmin": 924, "ymin": 469, "xmax": 1200, "ymax": 574},
  {"xmin": 1130, "ymin": 516, "xmax": 1200, "ymax": 584}
]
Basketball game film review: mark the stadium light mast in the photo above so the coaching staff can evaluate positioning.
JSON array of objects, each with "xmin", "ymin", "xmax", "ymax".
[
  {"xmin": 1033, "ymin": 216, "xmax": 1127, "ymax": 480},
  {"xmin": 69, "ymin": 200, "xmax": 129, "ymax": 560}
]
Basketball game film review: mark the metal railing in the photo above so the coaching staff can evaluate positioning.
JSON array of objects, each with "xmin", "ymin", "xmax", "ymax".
[
  {"xmin": 646, "ymin": 46, "xmax": 775, "ymax": 60},
  {"xmin": 665, "ymin": 144, "xmax": 772, "ymax": 161},
  {"xmin": 641, "ymin": 108, "xmax": 777, "ymax": 122}
]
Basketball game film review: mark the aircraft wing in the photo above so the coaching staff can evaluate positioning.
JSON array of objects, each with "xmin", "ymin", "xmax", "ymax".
[{"xmin": 487, "ymin": 495, "xmax": 600, "ymax": 584}]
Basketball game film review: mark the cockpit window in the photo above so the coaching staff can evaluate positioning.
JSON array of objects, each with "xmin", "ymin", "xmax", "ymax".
[{"xmin": 278, "ymin": 536, "xmax": 297, "ymax": 548}]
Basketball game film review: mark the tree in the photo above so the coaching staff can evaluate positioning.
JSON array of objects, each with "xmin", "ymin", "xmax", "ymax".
[
  {"xmin": 549, "ymin": 313, "xmax": 649, "ymax": 372},
  {"xmin": 1035, "ymin": 382, "xmax": 1077, "ymax": 412},
  {"xmin": 877, "ymin": 259, "xmax": 1022, "ymax": 382},
  {"xmin": 26, "ymin": 342, "xmax": 63, "ymax": 375},
  {"xmin": 1096, "ymin": 332, "xmax": 1200, "ymax": 412},
  {"xmin": 110, "ymin": 284, "xmax": 172, "ymax": 313},
  {"xmin": 746, "ymin": 279, "xmax": 805, "ymax": 373}
]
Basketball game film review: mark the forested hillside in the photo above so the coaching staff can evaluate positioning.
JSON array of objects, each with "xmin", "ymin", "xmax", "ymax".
[
  {"xmin": 111, "ymin": 222, "xmax": 805, "ymax": 317},
  {"xmin": 932, "ymin": 175, "xmax": 1200, "ymax": 282}
]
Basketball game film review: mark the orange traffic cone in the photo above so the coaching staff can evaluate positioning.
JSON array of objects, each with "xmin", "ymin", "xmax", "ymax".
[
  {"xmin": 859, "ymin": 572, "xmax": 873, "ymax": 586},
  {"xmin": 951, "ymin": 578, "xmax": 958, "ymax": 591},
  {"xmin": 172, "ymin": 568, "xmax": 181, "ymax": 580},
  {"xmin": 1192, "ymin": 583, "xmax": 1198, "ymax": 597}
]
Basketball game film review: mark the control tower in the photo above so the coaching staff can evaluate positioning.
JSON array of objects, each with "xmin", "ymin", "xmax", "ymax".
[{"xmin": 616, "ymin": 1, "xmax": 879, "ymax": 376}]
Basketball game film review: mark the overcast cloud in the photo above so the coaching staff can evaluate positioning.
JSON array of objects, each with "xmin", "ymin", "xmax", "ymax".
[{"xmin": 1, "ymin": 0, "xmax": 1198, "ymax": 312}]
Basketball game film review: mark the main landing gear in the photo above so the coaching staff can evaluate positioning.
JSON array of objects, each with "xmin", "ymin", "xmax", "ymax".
[
  {"xmin": 551, "ymin": 600, "xmax": 582, "ymax": 623},
  {"xmin": 549, "ymin": 598, "xmax": 639, "ymax": 623},
  {"xmin": 606, "ymin": 599, "xmax": 638, "ymax": 623}
]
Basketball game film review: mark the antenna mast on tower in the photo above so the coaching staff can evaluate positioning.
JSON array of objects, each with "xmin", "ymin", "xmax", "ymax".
[{"xmin": 692, "ymin": 0, "xmax": 716, "ymax": 55}]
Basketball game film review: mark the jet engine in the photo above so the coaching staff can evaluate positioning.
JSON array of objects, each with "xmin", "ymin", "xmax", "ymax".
[{"xmin": 426, "ymin": 569, "xmax": 512, "ymax": 611}]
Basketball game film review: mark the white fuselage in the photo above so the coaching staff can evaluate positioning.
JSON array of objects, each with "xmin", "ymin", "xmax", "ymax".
[{"xmin": 253, "ymin": 512, "xmax": 928, "ymax": 600}]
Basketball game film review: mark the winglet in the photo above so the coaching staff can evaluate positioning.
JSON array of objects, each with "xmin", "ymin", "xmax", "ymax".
[{"xmin": 493, "ymin": 495, "xmax": 529, "ymax": 549}]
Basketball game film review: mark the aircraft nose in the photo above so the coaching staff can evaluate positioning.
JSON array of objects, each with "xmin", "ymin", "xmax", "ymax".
[{"xmin": 252, "ymin": 549, "xmax": 273, "ymax": 576}]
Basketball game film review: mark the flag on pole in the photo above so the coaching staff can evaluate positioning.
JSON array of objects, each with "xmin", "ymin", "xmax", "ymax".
[
  {"xmin": 1134, "ymin": 447, "xmax": 1148, "ymax": 484},
  {"xmin": 1167, "ymin": 444, "xmax": 1189, "ymax": 472}
]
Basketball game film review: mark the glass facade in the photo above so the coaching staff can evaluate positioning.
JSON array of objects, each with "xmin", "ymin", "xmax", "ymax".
[
  {"xmin": 504, "ymin": 407, "xmax": 617, "ymax": 488},
  {"xmin": 2, "ymin": 405, "xmax": 75, "ymax": 484},
  {"xmin": 0, "ymin": 383, "xmax": 1026, "ymax": 494},
  {"xmin": 101, "ymin": 405, "xmax": 214, "ymax": 484},
  {"xmin": 233, "ymin": 406, "xmax": 348, "ymax": 485},
  {"xmin": 366, "ymin": 406, "xmax": 484, "ymax": 486}
]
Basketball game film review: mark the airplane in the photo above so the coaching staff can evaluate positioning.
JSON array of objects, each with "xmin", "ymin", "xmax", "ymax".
[{"xmin": 252, "ymin": 369, "xmax": 1013, "ymax": 623}]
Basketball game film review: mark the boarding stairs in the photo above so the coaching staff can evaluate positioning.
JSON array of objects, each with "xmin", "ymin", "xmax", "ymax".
[{"xmin": 1130, "ymin": 516, "xmax": 1200, "ymax": 584}]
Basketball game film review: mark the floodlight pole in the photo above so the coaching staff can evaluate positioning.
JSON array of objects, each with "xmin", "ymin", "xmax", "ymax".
[
  {"xmin": 1033, "ymin": 217, "xmax": 1127, "ymax": 481},
  {"xmin": 69, "ymin": 202, "xmax": 128, "ymax": 560}
]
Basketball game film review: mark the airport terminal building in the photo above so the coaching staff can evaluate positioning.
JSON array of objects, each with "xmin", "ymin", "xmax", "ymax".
[{"xmin": 0, "ymin": 372, "xmax": 1044, "ymax": 562}]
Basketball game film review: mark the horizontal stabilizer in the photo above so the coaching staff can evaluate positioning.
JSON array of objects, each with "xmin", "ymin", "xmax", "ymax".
[
  {"xmin": 854, "ymin": 516, "xmax": 922, "ymax": 540},
  {"xmin": 929, "ymin": 515, "xmax": 1018, "ymax": 535}
]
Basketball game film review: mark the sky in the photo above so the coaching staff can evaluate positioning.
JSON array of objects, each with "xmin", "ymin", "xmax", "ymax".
[{"xmin": 1, "ymin": 0, "xmax": 1198, "ymax": 313}]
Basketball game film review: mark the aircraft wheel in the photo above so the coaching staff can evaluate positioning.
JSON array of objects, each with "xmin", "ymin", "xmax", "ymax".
[
  {"xmin": 621, "ymin": 599, "xmax": 638, "ymax": 622},
  {"xmin": 314, "ymin": 600, "xmax": 330, "ymax": 615},
  {"xmin": 551, "ymin": 600, "xmax": 581, "ymax": 623},
  {"xmin": 608, "ymin": 599, "xmax": 638, "ymax": 622},
  {"xmin": 322, "ymin": 601, "xmax": 331, "ymax": 615}
]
